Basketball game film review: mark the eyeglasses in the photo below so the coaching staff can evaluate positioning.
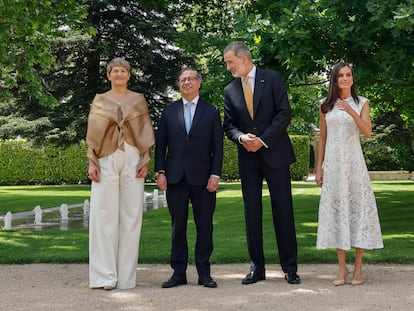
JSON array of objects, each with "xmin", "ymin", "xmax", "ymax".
[{"xmin": 179, "ymin": 76, "xmax": 199, "ymax": 84}]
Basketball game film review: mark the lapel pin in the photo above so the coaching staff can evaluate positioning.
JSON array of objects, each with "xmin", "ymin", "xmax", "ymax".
[{"xmin": 260, "ymin": 79, "xmax": 265, "ymax": 83}]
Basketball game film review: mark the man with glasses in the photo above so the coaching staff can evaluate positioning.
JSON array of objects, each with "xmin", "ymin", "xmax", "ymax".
[{"xmin": 155, "ymin": 68, "xmax": 223, "ymax": 288}]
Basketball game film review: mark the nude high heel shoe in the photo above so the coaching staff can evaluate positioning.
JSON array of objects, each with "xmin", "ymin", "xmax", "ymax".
[
  {"xmin": 351, "ymin": 279, "xmax": 363, "ymax": 285},
  {"xmin": 333, "ymin": 270, "xmax": 349, "ymax": 286},
  {"xmin": 103, "ymin": 286, "xmax": 115, "ymax": 291},
  {"xmin": 351, "ymin": 270, "xmax": 363, "ymax": 285}
]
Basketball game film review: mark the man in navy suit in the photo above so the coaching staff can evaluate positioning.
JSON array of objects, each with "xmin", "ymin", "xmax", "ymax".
[
  {"xmin": 155, "ymin": 68, "xmax": 223, "ymax": 288},
  {"xmin": 223, "ymin": 41, "xmax": 300, "ymax": 285}
]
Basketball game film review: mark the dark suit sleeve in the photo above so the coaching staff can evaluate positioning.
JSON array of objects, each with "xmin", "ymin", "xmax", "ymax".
[
  {"xmin": 210, "ymin": 107, "xmax": 224, "ymax": 176},
  {"xmin": 154, "ymin": 108, "xmax": 167, "ymax": 172},
  {"xmin": 223, "ymin": 85, "xmax": 244, "ymax": 144},
  {"xmin": 259, "ymin": 71, "xmax": 292, "ymax": 149}
]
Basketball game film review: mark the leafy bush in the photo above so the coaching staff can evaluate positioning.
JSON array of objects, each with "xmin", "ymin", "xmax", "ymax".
[
  {"xmin": 0, "ymin": 135, "xmax": 310, "ymax": 185},
  {"xmin": 290, "ymin": 135, "xmax": 310, "ymax": 180},
  {"xmin": 0, "ymin": 140, "xmax": 88, "ymax": 185},
  {"xmin": 362, "ymin": 112, "xmax": 414, "ymax": 171},
  {"xmin": 219, "ymin": 135, "xmax": 310, "ymax": 181},
  {"xmin": 221, "ymin": 137, "xmax": 239, "ymax": 180}
]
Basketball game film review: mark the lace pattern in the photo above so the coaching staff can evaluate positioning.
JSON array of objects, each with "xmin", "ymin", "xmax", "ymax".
[{"xmin": 316, "ymin": 96, "xmax": 384, "ymax": 250}]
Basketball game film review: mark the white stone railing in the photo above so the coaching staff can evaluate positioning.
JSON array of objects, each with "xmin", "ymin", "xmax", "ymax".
[
  {"xmin": 304, "ymin": 171, "xmax": 414, "ymax": 182},
  {"xmin": 368, "ymin": 171, "xmax": 413, "ymax": 180},
  {"xmin": 1, "ymin": 190, "xmax": 167, "ymax": 230}
]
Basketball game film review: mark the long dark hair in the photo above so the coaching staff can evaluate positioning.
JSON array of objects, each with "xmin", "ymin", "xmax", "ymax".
[{"xmin": 321, "ymin": 62, "xmax": 359, "ymax": 113}]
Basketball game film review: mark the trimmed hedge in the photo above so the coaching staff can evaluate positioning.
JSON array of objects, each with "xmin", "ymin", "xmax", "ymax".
[
  {"xmin": 221, "ymin": 135, "xmax": 310, "ymax": 181},
  {"xmin": 0, "ymin": 135, "xmax": 309, "ymax": 185},
  {"xmin": 290, "ymin": 135, "xmax": 310, "ymax": 181},
  {"xmin": 0, "ymin": 140, "xmax": 88, "ymax": 185}
]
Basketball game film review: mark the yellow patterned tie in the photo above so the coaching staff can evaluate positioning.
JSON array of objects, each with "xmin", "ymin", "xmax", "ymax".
[{"xmin": 243, "ymin": 76, "xmax": 253, "ymax": 119}]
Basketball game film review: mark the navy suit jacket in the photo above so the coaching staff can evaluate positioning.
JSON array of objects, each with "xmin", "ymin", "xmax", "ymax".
[
  {"xmin": 155, "ymin": 98, "xmax": 223, "ymax": 186},
  {"xmin": 223, "ymin": 68, "xmax": 296, "ymax": 176}
]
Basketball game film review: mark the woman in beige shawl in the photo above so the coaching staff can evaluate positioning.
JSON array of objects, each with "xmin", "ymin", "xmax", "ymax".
[{"xmin": 86, "ymin": 57, "xmax": 154, "ymax": 290}]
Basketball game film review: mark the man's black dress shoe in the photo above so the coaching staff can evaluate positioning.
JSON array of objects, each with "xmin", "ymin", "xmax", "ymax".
[
  {"xmin": 242, "ymin": 271, "xmax": 266, "ymax": 285},
  {"xmin": 285, "ymin": 272, "xmax": 301, "ymax": 284},
  {"xmin": 161, "ymin": 275, "xmax": 187, "ymax": 288},
  {"xmin": 198, "ymin": 276, "xmax": 218, "ymax": 288}
]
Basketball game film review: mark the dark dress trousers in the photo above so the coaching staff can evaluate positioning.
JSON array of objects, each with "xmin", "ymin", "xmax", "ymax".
[
  {"xmin": 223, "ymin": 67, "xmax": 298, "ymax": 274},
  {"xmin": 155, "ymin": 98, "xmax": 223, "ymax": 278}
]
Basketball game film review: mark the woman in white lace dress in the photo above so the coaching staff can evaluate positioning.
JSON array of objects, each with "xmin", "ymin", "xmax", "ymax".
[{"xmin": 315, "ymin": 62, "xmax": 383, "ymax": 286}]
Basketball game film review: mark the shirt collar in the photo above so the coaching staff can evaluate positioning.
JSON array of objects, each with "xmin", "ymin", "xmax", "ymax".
[
  {"xmin": 183, "ymin": 95, "xmax": 199, "ymax": 106},
  {"xmin": 246, "ymin": 65, "xmax": 256, "ymax": 79}
]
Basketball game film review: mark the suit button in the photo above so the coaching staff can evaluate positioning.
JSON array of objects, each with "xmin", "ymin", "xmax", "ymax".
[
  {"xmin": 186, "ymin": 136, "xmax": 189, "ymax": 141},
  {"xmin": 252, "ymin": 127, "xmax": 257, "ymax": 130}
]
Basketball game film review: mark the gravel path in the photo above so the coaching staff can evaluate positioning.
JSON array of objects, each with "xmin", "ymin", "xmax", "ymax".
[{"xmin": 1, "ymin": 263, "xmax": 413, "ymax": 310}]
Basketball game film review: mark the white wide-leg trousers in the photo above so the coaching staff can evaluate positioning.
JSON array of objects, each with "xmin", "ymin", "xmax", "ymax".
[{"xmin": 89, "ymin": 143, "xmax": 144, "ymax": 289}]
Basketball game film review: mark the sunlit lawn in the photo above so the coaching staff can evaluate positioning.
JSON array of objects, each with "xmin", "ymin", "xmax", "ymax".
[{"xmin": 0, "ymin": 181, "xmax": 413, "ymax": 264}]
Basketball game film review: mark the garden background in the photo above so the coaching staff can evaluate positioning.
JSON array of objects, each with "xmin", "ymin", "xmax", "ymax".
[{"xmin": 1, "ymin": 0, "xmax": 413, "ymax": 265}]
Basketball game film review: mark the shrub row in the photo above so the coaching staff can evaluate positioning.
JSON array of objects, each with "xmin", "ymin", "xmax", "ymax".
[
  {"xmin": 0, "ymin": 136, "xmax": 309, "ymax": 185},
  {"xmin": 0, "ymin": 140, "xmax": 88, "ymax": 185}
]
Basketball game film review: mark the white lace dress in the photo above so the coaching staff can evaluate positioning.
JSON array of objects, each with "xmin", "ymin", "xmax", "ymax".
[{"xmin": 316, "ymin": 96, "xmax": 384, "ymax": 250}]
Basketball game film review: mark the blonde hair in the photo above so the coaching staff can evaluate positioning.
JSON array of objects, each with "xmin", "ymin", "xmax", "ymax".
[{"xmin": 106, "ymin": 57, "xmax": 131, "ymax": 73}]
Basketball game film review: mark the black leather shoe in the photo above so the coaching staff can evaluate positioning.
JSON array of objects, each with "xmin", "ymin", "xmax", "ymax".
[
  {"xmin": 198, "ymin": 276, "xmax": 218, "ymax": 288},
  {"xmin": 285, "ymin": 272, "xmax": 301, "ymax": 284},
  {"xmin": 242, "ymin": 271, "xmax": 266, "ymax": 285},
  {"xmin": 161, "ymin": 275, "xmax": 187, "ymax": 288}
]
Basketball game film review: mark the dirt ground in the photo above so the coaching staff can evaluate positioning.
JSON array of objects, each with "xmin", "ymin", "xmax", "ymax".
[{"xmin": 1, "ymin": 263, "xmax": 413, "ymax": 311}]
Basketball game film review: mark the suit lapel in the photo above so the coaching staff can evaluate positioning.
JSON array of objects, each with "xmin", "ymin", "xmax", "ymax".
[
  {"xmin": 234, "ymin": 71, "xmax": 265, "ymax": 120},
  {"xmin": 174, "ymin": 100, "xmax": 186, "ymax": 133},
  {"xmin": 234, "ymin": 78, "xmax": 250, "ymax": 118},
  {"xmin": 253, "ymin": 68, "xmax": 266, "ymax": 117},
  {"xmin": 190, "ymin": 99, "xmax": 206, "ymax": 133}
]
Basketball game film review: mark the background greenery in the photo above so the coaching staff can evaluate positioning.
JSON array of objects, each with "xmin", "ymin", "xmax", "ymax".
[
  {"xmin": 0, "ymin": 135, "xmax": 309, "ymax": 185},
  {"xmin": 1, "ymin": 0, "xmax": 413, "ymax": 171},
  {"xmin": 0, "ymin": 181, "xmax": 413, "ymax": 264}
]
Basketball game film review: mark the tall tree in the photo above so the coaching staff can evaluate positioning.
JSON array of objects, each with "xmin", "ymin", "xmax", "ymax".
[
  {"xmin": 238, "ymin": 0, "xmax": 414, "ymax": 125},
  {"xmin": 177, "ymin": 0, "xmax": 322, "ymax": 134},
  {"xmin": 0, "ymin": 0, "xmax": 89, "ymax": 143},
  {"xmin": 0, "ymin": 0, "xmax": 88, "ymax": 105},
  {"xmin": 43, "ymin": 0, "xmax": 195, "ymax": 144},
  {"xmin": 178, "ymin": 0, "xmax": 414, "ymax": 135},
  {"xmin": 1, "ymin": 0, "xmax": 195, "ymax": 144},
  {"xmin": 178, "ymin": 0, "xmax": 264, "ymax": 105}
]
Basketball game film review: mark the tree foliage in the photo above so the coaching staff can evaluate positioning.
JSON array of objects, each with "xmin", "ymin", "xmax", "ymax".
[
  {"xmin": 41, "ymin": 0, "xmax": 196, "ymax": 144},
  {"xmin": 0, "ymin": 0, "xmax": 89, "ymax": 105},
  {"xmin": 176, "ymin": 0, "xmax": 414, "ymax": 165},
  {"xmin": 1, "ymin": 0, "xmax": 195, "ymax": 144},
  {"xmin": 1, "ymin": 0, "xmax": 413, "ymax": 166},
  {"xmin": 237, "ymin": 0, "xmax": 414, "ymax": 125}
]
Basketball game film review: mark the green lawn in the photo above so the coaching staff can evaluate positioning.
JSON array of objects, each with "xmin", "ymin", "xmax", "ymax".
[{"xmin": 0, "ymin": 181, "xmax": 413, "ymax": 264}]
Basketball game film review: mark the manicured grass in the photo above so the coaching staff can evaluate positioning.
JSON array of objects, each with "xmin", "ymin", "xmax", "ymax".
[
  {"xmin": 0, "ymin": 181, "xmax": 413, "ymax": 264},
  {"xmin": 0, "ymin": 185, "xmax": 92, "ymax": 214}
]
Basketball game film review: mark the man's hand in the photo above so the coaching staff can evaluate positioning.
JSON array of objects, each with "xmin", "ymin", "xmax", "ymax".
[
  {"xmin": 206, "ymin": 176, "xmax": 219, "ymax": 192},
  {"xmin": 240, "ymin": 133, "xmax": 264, "ymax": 152},
  {"xmin": 157, "ymin": 173, "xmax": 167, "ymax": 191}
]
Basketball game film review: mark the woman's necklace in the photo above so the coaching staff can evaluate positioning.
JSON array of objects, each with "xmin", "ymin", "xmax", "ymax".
[{"xmin": 110, "ymin": 90, "xmax": 129, "ymax": 105}]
